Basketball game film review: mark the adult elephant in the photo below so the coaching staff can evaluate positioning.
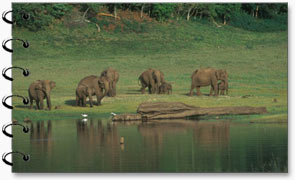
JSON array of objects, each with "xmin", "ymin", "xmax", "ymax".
[
  {"xmin": 77, "ymin": 75, "xmax": 110, "ymax": 107},
  {"xmin": 101, "ymin": 67, "xmax": 119, "ymax": 97},
  {"xmin": 152, "ymin": 69, "xmax": 165, "ymax": 94},
  {"xmin": 138, "ymin": 68, "xmax": 155, "ymax": 94},
  {"xmin": 189, "ymin": 68, "xmax": 228, "ymax": 96},
  {"xmin": 28, "ymin": 80, "xmax": 56, "ymax": 110},
  {"xmin": 138, "ymin": 68, "xmax": 165, "ymax": 94}
]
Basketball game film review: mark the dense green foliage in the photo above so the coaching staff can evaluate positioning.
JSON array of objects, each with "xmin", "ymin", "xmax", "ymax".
[{"xmin": 12, "ymin": 3, "xmax": 287, "ymax": 32}]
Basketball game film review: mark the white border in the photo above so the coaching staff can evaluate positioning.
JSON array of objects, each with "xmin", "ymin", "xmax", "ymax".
[{"xmin": 0, "ymin": 0, "xmax": 293, "ymax": 179}]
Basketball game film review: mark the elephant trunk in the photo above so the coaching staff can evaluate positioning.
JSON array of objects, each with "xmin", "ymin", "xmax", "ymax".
[{"xmin": 45, "ymin": 92, "xmax": 52, "ymax": 110}]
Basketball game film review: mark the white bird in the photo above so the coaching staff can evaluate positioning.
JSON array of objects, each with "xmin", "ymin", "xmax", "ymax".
[
  {"xmin": 81, "ymin": 113, "xmax": 88, "ymax": 117},
  {"xmin": 110, "ymin": 112, "xmax": 117, "ymax": 117},
  {"xmin": 81, "ymin": 118, "xmax": 88, "ymax": 122}
]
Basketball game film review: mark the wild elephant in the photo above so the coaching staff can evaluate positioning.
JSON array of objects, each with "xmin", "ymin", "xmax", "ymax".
[
  {"xmin": 189, "ymin": 68, "xmax": 228, "ymax": 96},
  {"xmin": 28, "ymin": 80, "xmax": 56, "ymax": 110},
  {"xmin": 77, "ymin": 75, "xmax": 110, "ymax": 107},
  {"xmin": 218, "ymin": 80, "xmax": 228, "ymax": 95},
  {"xmin": 101, "ymin": 67, "xmax": 119, "ymax": 97},
  {"xmin": 138, "ymin": 68, "xmax": 165, "ymax": 94},
  {"xmin": 159, "ymin": 82, "xmax": 172, "ymax": 94},
  {"xmin": 75, "ymin": 84, "xmax": 89, "ymax": 107},
  {"xmin": 152, "ymin": 69, "xmax": 165, "ymax": 93}
]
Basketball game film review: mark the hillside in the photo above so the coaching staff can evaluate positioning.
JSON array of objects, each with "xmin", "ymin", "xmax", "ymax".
[{"xmin": 11, "ymin": 16, "xmax": 287, "ymax": 122}]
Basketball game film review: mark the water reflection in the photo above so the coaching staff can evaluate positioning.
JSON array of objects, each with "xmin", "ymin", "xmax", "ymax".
[
  {"xmin": 30, "ymin": 121, "xmax": 53, "ymax": 158},
  {"xmin": 13, "ymin": 118, "xmax": 287, "ymax": 172}
]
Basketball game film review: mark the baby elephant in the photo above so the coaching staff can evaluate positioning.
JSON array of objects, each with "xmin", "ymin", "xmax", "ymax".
[
  {"xmin": 159, "ymin": 82, "xmax": 172, "ymax": 94},
  {"xmin": 75, "ymin": 84, "xmax": 90, "ymax": 107},
  {"xmin": 28, "ymin": 80, "xmax": 56, "ymax": 110},
  {"xmin": 218, "ymin": 80, "xmax": 228, "ymax": 95}
]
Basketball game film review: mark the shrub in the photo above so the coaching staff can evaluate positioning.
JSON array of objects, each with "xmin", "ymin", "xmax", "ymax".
[{"xmin": 230, "ymin": 12, "xmax": 287, "ymax": 32}]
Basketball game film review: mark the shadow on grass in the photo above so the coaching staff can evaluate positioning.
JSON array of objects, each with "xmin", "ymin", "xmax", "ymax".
[
  {"xmin": 180, "ymin": 93, "xmax": 211, "ymax": 97},
  {"xmin": 65, "ymin": 99, "xmax": 76, "ymax": 106},
  {"xmin": 15, "ymin": 105, "xmax": 30, "ymax": 109},
  {"xmin": 126, "ymin": 89, "xmax": 143, "ymax": 95}
]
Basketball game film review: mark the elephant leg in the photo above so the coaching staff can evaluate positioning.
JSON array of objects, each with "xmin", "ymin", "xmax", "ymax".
[
  {"xmin": 141, "ymin": 84, "xmax": 147, "ymax": 94},
  {"xmin": 213, "ymin": 84, "xmax": 218, "ymax": 96},
  {"xmin": 76, "ymin": 96, "xmax": 79, "ymax": 106},
  {"xmin": 189, "ymin": 84, "xmax": 195, "ymax": 96},
  {"xmin": 148, "ymin": 85, "xmax": 152, "ymax": 94},
  {"xmin": 96, "ymin": 95, "xmax": 104, "ymax": 106},
  {"xmin": 209, "ymin": 86, "xmax": 214, "ymax": 96},
  {"xmin": 82, "ymin": 96, "xmax": 87, "ymax": 107},
  {"xmin": 29, "ymin": 96, "xmax": 33, "ymax": 109},
  {"xmin": 196, "ymin": 86, "xmax": 202, "ymax": 96},
  {"xmin": 46, "ymin": 98, "xmax": 51, "ymax": 110},
  {"xmin": 94, "ymin": 89, "xmax": 103, "ymax": 106},
  {"xmin": 112, "ymin": 82, "xmax": 116, "ymax": 96},
  {"xmin": 221, "ymin": 90, "xmax": 225, "ymax": 95},
  {"xmin": 225, "ymin": 89, "xmax": 228, "ymax": 95},
  {"xmin": 36, "ymin": 100, "xmax": 40, "ymax": 109},
  {"xmin": 89, "ymin": 95, "xmax": 94, "ymax": 107},
  {"xmin": 39, "ymin": 99, "xmax": 44, "ymax": 110}
]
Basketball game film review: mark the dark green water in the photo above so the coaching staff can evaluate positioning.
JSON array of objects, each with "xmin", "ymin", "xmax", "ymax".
[{"xmin": 12, "ymin": 118, "xmax": 287, "ymax": 172}]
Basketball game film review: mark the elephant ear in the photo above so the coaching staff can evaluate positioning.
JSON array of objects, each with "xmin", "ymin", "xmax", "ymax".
[
  {"xmin": 50, "ymin": 81, "xmax": 56, "ymax": 89},
  {"xmin": 97, "ymin": 78, "xmax": 105, "ymax": 89},
  {"xmin": 215, "ymin": 71, "xmax": 220, "ymax": 79}
]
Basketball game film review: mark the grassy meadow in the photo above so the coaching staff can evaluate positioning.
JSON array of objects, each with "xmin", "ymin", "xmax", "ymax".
[{"xmin": 11, "ymin": 20, "xmax": 287, "ymax": 122}]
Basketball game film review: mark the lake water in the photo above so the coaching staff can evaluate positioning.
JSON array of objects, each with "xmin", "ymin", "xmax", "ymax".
[{"xmin": 12, "ymin": 118, "xmax": 287, "ymax": 172}]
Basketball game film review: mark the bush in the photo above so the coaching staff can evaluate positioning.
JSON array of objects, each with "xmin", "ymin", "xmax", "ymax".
[
  {"xmin": 230, "ymin": 12, "xmax": 287, "ymax": 32},
  {"xmin": 12, "ymin": 4, "xmax": 72, "ymax": 31}
]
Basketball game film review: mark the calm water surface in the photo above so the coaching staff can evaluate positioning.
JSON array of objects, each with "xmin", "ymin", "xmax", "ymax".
[{"xmin": 12, "ymin": 118, "xmax": 287, "ymax": 172}]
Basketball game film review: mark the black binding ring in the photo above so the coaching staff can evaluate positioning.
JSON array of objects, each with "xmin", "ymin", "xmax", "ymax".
[
  {"xmin": 2, "ymin": 151, "xmax": 30, "ymax": 166},
  {"xmin": 2, "ymin": 123, "xmax": 29, "ymax": 138},
  {"xmin": 2, "ymin": 10, "xmax": 30, "ymax": 24},
  {"xmin": 2, "ymin": 67, "xmax": 30, "ymax": 81},
  {"xmin": 2, "ymin": 39, "xmax": 29, "ymax": 53},
  {"xmin": 2, "ymin": 95, "xmax": 29, "ymax": 110}
]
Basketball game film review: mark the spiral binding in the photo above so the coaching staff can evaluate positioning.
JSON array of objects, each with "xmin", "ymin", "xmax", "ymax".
[
  {"xmin": 2, "ymin": 10, "xmax": 30, "ymax": 24},
  {"xmin": 2, "ymin": 123, "xmax": 29, "ymax": 138},
  {"xmin": 2, "ymin": 66, "xmax": 30, "ymax": 81},
  {"xmin": 2, "ymin": 38, "xmax": 29, "ymax": 53},
  {"xmin": 2, "ymin": 151, "xmax": 30, "ymax": 166},
  {"xmin": 1, "ymin": 10, "xmax": 31, "ymax": 166}
]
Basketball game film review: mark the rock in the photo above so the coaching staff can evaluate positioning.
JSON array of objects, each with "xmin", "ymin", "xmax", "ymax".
[{"xmin": 113, "ymin": 102, "xmax": 267, "ymax": 121}]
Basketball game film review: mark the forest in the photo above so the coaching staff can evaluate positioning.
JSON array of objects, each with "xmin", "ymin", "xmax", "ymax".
[{"xmin": 13, "ymin": 3, "xmax": 287, "ymax": 32}]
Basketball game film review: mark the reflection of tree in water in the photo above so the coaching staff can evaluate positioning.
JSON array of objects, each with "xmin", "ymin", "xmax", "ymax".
[
  {"xmin": 30, "ymin": 120, "xmax": 53, "ymax": 158},
  {"xmin": 76, "ymin": 120, "xmax": 120, "ymax": 171}
]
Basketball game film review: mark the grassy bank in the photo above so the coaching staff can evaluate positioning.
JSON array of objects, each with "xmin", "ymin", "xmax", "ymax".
[{"xmin": 11, "ymin": 20, "xmax": 287, "ymax": 122}]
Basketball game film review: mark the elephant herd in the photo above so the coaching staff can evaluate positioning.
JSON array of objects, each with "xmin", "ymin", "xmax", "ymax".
[{"xmin": 27, "ymin": 67, "xmax": 228, "ymax": 110}]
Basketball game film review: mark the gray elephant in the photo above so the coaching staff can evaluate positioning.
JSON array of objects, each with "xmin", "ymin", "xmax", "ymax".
[
  {"xmin": 218, "ymin": 80, "xmax": 228, "ymax": 95},
  {"xmin": 77, "ymin": 75, "xmax": 110, "ymax": 107},
  {"xmin": 28, "ymin": 80, "xmax": 56, "ymax": 110},
  {"xmin": 189, "ymin": 68, "xmax": 228, "ymax": 96},
  {"xmin": 101, "ymin": 67, "xmax": 119, "ymax": 97},
  {"xmin": 75, "ymin": 84, "xmax": 90, "ymax": 107},
  {"xmin": 138, "ymin": 68, "xmax": 165, "ymax": 94},
  {"xmin": 152, "ymin": 69, "xmax": 165, "ymax": 93},
  {"xmin": 159, "ymin": 82, "xmax": 172, "ymax": 94}
]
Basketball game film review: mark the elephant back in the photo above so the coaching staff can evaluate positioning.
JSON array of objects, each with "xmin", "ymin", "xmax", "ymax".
[{"xmin": 78, "ymin": 75, "xmax": 99, "ymax": 86}]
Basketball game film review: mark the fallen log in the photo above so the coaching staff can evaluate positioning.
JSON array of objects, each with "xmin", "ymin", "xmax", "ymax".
[{"xmin": 112, "ymin": 102, "xmax": 267, "ymax": 121}]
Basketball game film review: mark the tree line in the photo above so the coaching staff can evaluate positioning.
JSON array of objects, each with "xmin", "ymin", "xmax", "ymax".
[{"xmin": 13, "ymin": 3, "xmax": 287, "ymax": 32}]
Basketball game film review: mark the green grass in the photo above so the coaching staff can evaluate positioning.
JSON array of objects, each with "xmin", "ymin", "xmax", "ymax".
[{"xmin": 11, "ymin": 20, "xmax": 287, "ymax": 122}]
